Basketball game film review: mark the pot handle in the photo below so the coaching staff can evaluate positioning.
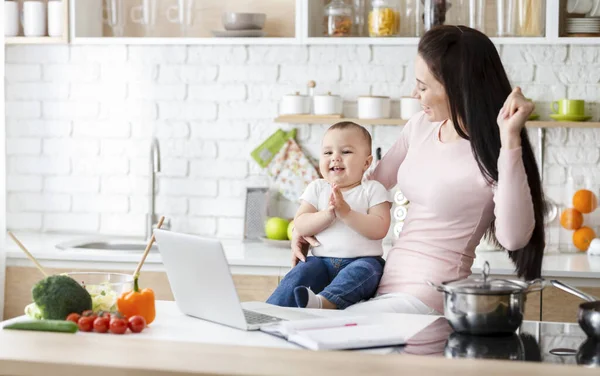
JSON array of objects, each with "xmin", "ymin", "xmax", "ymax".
[
  {"xmin": 426, "ymin": 280, "xmax": 448, "ymax": 293},
  {"xmin": 525, "ymin": 278, "xmax": 545, "ymax": 293},
  {"xmin": 550, "ymin": 280, "xmax": 597, "ymax": 302}
]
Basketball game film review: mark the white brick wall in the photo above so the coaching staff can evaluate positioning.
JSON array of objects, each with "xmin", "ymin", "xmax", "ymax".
[{"xmin": 4, "ymin": 44, "xmax": 600, "ymax": 242}]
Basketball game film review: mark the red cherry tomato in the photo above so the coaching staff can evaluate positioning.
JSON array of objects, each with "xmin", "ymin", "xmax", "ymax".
[
  {"xmin": 93, "ymin": 317, "xmax": 110, "ymax": 333},
  {"xmin": 109, "ymin": 317, "xmax": 128, "ymax": 335},
  {"xmin": 128, "ymin": 315, "xmax": 146, "ymax": 333},
  {"xmin": 66, "ymin": 313, "xmax": 81, "ymax": 323},
  {"xmin": 77, "ymin": 316, "xmax": 94, "ymax": 332},
  {"xmin": 82, "ymin": 310, "xmax": 97, "ymax": 321},
  {"xmin": 98, "ymin": 311, "xmax": 111, "ymax": 320}
]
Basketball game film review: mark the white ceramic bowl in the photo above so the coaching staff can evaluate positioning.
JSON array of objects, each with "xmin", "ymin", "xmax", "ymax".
[{"xmin": 222, "ymin": 12, "xmax": 266, "ymax": 31}]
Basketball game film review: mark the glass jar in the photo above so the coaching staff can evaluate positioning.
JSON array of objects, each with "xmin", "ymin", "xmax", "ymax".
[
  {"xmin": 497, "ymin": 0, "xmax": 518, "ymax": 36},
  {"xmin": 423, "ymin": 0, "xmax": 451, "ymax": 31},
  {"xmin": 368, "ymin": 0, "xmax": 400, "ymax": 37},
  {"xmin": 353, "ymin": 0, "xmax": 367, "ymax": 36},
  {"xmin": 324, "ymin": 0, "xmax": 354, "ymax": 37},
  {"xmin": 517, "ymin": 0, "xmax": 545, "ymax": 36}
]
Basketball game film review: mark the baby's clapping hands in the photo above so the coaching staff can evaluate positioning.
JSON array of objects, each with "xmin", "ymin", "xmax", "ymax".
[{"xmin": 330, "ymin": 184, "xmax": 351, "ymax": 219}]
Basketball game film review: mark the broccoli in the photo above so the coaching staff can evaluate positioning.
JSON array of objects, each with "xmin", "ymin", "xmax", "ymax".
[{"xmin": 32, "ymin": 275, "xmax": 92, "ymax": 320}]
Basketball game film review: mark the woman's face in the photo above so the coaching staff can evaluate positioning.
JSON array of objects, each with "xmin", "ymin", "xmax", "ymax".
[{"xmin": 413, "ymin": 54, "xmax": 451, "ymax": 122}]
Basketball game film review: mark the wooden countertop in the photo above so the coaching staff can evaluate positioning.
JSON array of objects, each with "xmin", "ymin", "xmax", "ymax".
[{"xmin": 0, "ymin": 329, "xmax": 596, "ymax": 376}]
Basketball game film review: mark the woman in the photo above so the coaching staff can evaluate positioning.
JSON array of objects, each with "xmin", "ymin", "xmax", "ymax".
[{"xmin": 289, "ymin": 25, "xmax": 546, "ymax": 315}]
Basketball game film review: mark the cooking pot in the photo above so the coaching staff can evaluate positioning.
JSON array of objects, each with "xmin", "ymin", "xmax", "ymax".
[
  {"xmin": 577, "ymin": 338, "xmax": 600, "ymax": 367},
  {"xmin": 428, "ymin": 262, "xmax": 544, "ymax": 335},
  {"xmin": 550, "ymin": 280, "xmax": 600, "ymax": 340}
]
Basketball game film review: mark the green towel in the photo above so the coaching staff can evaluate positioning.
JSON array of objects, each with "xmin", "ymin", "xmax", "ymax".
[{"xmin": 250, "ymin": 129, "xmax": 297, "ymax": 168}]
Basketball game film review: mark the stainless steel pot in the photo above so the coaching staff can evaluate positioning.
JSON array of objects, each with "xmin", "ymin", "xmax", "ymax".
[
  {"xmin": 550, "ymin": 280, "xmax": 600, "ymax": 340},
  {"xmin": 428, "ymin": 262, "xmax": 544, "ymax": 335}
]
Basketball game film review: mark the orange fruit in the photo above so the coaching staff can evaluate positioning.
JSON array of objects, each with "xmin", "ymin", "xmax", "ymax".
[
  {"xmin": 572, "ymin": 227, "xmax": 596, "ymax": 251},
  {"xmin": 572, "ymin": 189, "xmax": 598, "ymax": 214},
  {"xmin": 560, "ymin": 208, "xmax": 583, "ymax": 230}
]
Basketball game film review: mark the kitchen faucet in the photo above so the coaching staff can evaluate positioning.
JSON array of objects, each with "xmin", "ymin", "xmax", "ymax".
[{"xmin": 147, "ymin": 138, "xmax": 167, "ymax": 239}]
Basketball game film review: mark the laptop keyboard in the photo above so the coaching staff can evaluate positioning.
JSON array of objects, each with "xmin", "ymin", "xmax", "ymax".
[{"xmin": 243, "ymin": 309, "xmax": 284, "ymax": 325}]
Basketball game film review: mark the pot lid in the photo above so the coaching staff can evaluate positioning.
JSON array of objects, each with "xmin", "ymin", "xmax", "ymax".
[{"xmin": 442, "ymin": 262, "xmax": 528, "ymax": 294}]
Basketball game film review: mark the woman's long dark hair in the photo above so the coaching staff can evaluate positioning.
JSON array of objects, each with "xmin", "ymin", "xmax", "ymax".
[{"xmin": 418, "ymin": 25, "xmax": 545, "ymax": 280}]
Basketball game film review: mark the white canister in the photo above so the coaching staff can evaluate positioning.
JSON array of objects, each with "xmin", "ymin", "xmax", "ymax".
[
  {"xmin": 358, "ymin": 96, "xmax": 391, "ymax": 119},
  {"xmin": 4, "ymin": 1, "xmax": 20, "ymax": 36},
  {"xmin": 47, "ymin": 0, "xmax": 63, "ymax": 37},
  {"xmin": 23, "ymin": 1, "xmax": 47, "ymax": 37},
  {"xmin": 280, "ymin": 92, "xmax": 311, "ymax": 115},
  {"xmin": 313, "ymin": 92, "xmax": 342, "ymax": 115},
  {"xmin": 400, "ymin": 97, "xmax": 422, "ymax": 120}
]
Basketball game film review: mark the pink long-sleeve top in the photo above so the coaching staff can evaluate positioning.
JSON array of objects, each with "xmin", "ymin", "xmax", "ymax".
[{"xmin": 373, "ymin": 112, "xmax": 535, "ymax": 313}]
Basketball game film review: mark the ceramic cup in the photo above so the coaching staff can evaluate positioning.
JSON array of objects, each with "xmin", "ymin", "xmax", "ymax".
[
  {"xmin": 280, "ymin": 92, "xmax": 310, "ymax": 115},
  {"xmin": 400, "ymin": 97, "xmax": 422, "ymax": 120},
  {"xmin": 4, "ymin": 1, "xmax": 20, "ymax": 36},
  {"xmin": 552, "ymin": 99, "xmax": 585, "ymax": 116},
  {"xmin": 358, "ymin": 96, "xmax": 391, "ymax": 119},
  {"xmin": 47, "ymin": 0, "xmax": 63, "ymax": 37},
  {"xmin": 22, "ymin": 1, "xmax": 47, "ymax": 37}
]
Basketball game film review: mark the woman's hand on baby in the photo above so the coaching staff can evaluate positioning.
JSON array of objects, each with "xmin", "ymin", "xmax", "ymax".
[
  {"xmin": 291, "ymin": 227, "xmax": 319, "ymax": 267},
  {"xmin": 497, "ymin": 86, "xmax": 534, "ymax": 138},
  {"xmin": 331, "ymin": 184, "xmax": 351, "ymax": 219}
]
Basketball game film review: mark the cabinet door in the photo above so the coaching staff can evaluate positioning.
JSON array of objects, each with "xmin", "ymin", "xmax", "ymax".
[
  {"xmin": 542, "ymin": 286, "xmax": 600, "ymax": 323},
  {"xmin": 524, "ymin": 291, "xmax": 542, "ymax": 321},
  {"xmin": 2, "ymin": 266, "xmax": 174, "ymax": 320},
  {"xmin": 3, "ymin": 266, "xmax": 280, "ymax": 319},
  {"xmin": 231, "ymin": 275, "xmax": 279, "ymax": 302}
]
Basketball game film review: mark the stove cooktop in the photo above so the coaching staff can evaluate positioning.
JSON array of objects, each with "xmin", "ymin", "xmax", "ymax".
[{"xmin": 398, "ymin": 318, "xmax": 599, "ymax": 367}]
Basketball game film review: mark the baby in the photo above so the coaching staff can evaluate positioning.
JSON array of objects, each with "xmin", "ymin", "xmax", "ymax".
[{"xmin": 266, "ymin": 121, "xmax": 391, "ymax": 309}]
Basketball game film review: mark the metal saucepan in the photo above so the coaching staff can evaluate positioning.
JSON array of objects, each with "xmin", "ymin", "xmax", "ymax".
[
  {"xmin": 550, "ymin": 280, "xmax": 600, "ymax": 340},
  {"xmin": 577, "ymin": 338, "xmax": 600, "ymax": 367},
  {"xmin": 428, "ymin": 262, "xmax": 544, "ymax": 335}
]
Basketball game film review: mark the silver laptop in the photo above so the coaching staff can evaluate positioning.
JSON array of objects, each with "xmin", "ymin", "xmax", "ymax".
[{"xmin": 154, "ymin": 229, "xmax": 311, "ymax": 331}]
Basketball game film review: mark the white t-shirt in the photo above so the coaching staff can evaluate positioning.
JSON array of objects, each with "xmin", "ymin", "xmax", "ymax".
[{"xmin": 299, "ymin": 179, "xmax": 391, "ymax": 258}]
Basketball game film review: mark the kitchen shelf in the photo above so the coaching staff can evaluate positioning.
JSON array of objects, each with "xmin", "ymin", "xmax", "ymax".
[
  {"xmin": 5, "ymin": 37, "xmax": 67, "ymax": 45},
  {"xmin": 274, "ymin": 116, "xmax": 600, "ymax": 128},
  {"xmin": 56, "ymin": 0, "xmax": 600, "ymax": 45},
  {"xmin": 70, "ymin": 37, "xmax": 300, "ymax": 45}
]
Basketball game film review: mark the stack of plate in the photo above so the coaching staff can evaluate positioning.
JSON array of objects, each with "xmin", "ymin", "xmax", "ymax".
[{"xmin": 566, "ymin": 17, "xmax": 600, "ymax": 34}]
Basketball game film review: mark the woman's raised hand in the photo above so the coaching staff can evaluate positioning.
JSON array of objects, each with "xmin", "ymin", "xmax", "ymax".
[
  {"xmin": 291, "ymin": 227, "xmax": 320, "ymax": 267},
  {"xmin": 497, "ymin": 86, "xmax": 534, "ymax": 138}
]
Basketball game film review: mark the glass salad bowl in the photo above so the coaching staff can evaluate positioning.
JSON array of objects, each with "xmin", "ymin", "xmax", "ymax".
[{"xmin": 65, "ymin": 272, "xmax": 134, "ymax": 313}]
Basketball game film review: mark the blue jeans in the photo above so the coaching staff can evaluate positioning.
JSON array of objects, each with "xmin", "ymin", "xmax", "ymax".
[{"xmin": 266, "ymin": 256, "xmax": 385, "ymax": 310}]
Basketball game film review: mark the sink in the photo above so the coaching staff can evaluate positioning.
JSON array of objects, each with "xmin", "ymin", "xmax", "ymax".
[{"xmin": 56, "ymin": 239, "xmax": 158, "ymax": 253}]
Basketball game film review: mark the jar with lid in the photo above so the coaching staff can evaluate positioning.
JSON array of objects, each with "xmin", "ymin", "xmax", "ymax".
[
  {"xmin": 323, "ymin": 0, "xmax": 353, "ymax": 37},
  {"xmin": 423, "ymin": 0, "xmax": 451, "ymax": 31},
  {"xmin": 368, "ymin": 0, "xmax": 400, "ymax": 37}
]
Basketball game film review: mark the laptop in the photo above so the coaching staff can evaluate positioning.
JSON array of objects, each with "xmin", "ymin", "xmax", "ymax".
[{"xmin": 154, "ymin": 229, "xmax": 315, "ymax": 331}]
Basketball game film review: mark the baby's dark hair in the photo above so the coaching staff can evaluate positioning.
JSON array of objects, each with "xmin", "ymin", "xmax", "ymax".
[{"xmin": 327, "ymin": 121, "xmax": 372, "ymax": 154}]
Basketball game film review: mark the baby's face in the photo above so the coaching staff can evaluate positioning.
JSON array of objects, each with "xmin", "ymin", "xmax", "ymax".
[{"xmin": 319, "ymin": 128, "xmax": 372, "ymax": 189}]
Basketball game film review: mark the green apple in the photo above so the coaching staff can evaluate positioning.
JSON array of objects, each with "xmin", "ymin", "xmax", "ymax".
[
  {"xmin": 265, "ymin": 217, "xmax": 290, "ymax": 240},
  {"xmin": 287, "ymin": 220, "xmax": 294, "ymax": 240}
]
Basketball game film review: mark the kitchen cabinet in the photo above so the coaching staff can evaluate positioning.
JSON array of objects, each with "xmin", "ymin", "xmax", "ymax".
[{"xmin": 2, "ymin": 266, "xmax": 279, "ymax": 319}]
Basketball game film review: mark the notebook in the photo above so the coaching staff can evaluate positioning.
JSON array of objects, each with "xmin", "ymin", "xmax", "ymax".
[{"xmin": 260, "ymin": 316, "xmax": 406, "ymax": 351}]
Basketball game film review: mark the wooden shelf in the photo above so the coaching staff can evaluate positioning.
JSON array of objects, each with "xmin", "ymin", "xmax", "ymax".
[
  {"xmin": 274, "ymin": 116, "xmax": 600, "ymax": 128},
  {"xmin": 5, "ymin": 37, "xmax": 66, "ymax": 45},
  {"xmin": 70, "ymin": 37, "xmax": 300, "ymax": 45}
]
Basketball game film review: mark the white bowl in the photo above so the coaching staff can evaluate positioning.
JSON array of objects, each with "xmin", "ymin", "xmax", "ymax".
[{"xmin": 222, "ymin": 12, "xmax": 266, "ymax": 31}]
